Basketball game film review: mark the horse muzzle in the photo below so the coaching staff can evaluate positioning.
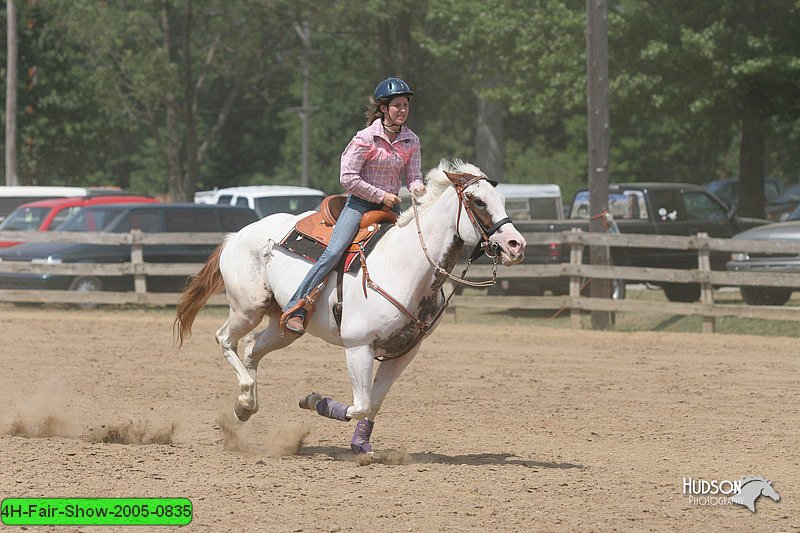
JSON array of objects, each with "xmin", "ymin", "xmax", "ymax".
[{"xmin": 491, "ymin": 229, "xmax": 526, "ymax": 266}]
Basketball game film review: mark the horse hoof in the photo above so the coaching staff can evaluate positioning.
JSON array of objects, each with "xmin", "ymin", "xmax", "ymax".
[
  {"xmin": 350, "ymin": 442, "xmax": 374, "ymax": 455},
  {"xmin": 298, "ymin": 392, "xmax": 322, "ymax": 410},
  {"xmin": 233, "ymin": 401, "xmax": 254, "ymax": 422}
]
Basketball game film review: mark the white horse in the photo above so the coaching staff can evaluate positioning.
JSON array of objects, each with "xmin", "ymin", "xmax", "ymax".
[{"xmin": 174, "ymin": 159, "xmax": 526, "ymax": 455}]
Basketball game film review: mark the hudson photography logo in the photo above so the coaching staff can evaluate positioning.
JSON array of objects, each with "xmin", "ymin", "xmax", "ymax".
[{"xmin": 683, "ymin": 476, "xmax": 780, "ymax": 513}]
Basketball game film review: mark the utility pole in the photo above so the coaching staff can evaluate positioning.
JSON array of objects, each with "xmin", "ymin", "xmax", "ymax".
[
  {"xmin": 6, "ymin": 0, "xmax": 19, "ymax": 185},
  {"xmin": 586, "ymin": 0, "xmax": 612, "ymax": 329},
  {"xmin": 294, "ymin": 20, "xmax": 311, "ymax": 188}
]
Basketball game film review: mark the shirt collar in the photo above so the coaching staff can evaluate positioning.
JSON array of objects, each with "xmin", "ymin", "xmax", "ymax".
[{"xmin": 370, "ymin": 118, "xmax": 412, "ymax": 143}]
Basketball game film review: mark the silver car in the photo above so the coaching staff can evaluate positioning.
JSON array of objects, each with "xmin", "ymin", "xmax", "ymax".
[{"xmin": 727, "ymin": 221, "xmax": 800, "ymax": 305}]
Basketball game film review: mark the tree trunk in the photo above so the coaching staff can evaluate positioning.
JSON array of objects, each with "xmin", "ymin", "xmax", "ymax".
[
  {"xmin": 162, "ymin": 4, "xmax": 183, "ymax": 202},
  {"xmin": 738, "ymin": 107, "xmax": 767, "ymax": 219},
  {"xmin": 181, "ymin": 0, "xmax": 198, "ymax": 202},
  {"xmin": 378, "ymin": 6, "xmax": 412, "ymax": 77},
  {"xmin": 475, "ymin": 96, "xmax": 503, "ymax": 181},
  {"xmin": 5, "ymin": 0, "xmax": 19, "ymax": 185}
]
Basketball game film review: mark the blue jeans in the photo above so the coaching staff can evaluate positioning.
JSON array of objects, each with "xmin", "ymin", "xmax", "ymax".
[{"xmin": 285, "ymin": 194, "xmax": 396, "ymax": 315}]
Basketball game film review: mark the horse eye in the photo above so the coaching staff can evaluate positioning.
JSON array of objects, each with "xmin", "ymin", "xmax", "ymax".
[{"xmin": 473, "ymin": 198, "xmax": 487, "ymax": 208}]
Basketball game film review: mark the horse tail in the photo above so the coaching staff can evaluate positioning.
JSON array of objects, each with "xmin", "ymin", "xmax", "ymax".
[{"xmin": 174, "ymin": 241, "xmax": 226, "ymax": 347}]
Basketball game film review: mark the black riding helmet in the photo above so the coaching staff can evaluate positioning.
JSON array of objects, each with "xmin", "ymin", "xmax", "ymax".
[{"xmin": 373, "ymin": 77, "xmax": 414, "ymax": 101}]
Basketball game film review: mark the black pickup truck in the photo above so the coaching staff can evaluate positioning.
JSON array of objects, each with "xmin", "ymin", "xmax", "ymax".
[{"xmin": 490, "ymin": 183, "xmax": 769, "ymax": 302}]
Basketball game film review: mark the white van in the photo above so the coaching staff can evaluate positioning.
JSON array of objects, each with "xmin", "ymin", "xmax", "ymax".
[
  {"xmin": 195, "ymin": 185, "xmax": 326, "ymax": 219},
  {"xmin": 0, "ymin": 186, "xmax": 131, "ymax": 222},
  {"xmin": 495, "ymin": 183, "xmax": 564, "ymax": 220}
]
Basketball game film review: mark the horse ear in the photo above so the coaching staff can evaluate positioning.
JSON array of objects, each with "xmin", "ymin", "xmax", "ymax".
[{"xmin": 444, "ymin": 171, "xmax": 467, "ymax": 186}]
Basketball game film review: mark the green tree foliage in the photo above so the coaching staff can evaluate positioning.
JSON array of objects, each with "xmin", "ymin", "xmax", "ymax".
[
  {"xmin": 2, "ymin": 1, "xmax": 798, "ymax": 212},
  {"xmin": 610, "ymin": 0, "xmax": 800, "ymax": 216}
]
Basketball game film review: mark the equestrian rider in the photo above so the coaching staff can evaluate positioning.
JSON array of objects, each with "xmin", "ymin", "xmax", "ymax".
[{"xmin": 283, "ymin": 77, "xmax": 426, "ymax": 334}]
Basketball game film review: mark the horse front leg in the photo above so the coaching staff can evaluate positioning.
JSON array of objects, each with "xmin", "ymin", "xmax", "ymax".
[
  {"xmin": 345, "ymin": 344, "xmax": 375, "ymax": 420},
  {"xmin": 350, "ymin": 344, "xmax": 420, "ymax": 455},
  {"xmin": 297, "ymin": 345, "xmax": 374, "ymax": 424}
]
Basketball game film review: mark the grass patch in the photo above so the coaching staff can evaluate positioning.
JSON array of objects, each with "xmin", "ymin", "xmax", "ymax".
[{"xmin": 448, "ymin": 285, "xmax": 800, "ymax": 338}]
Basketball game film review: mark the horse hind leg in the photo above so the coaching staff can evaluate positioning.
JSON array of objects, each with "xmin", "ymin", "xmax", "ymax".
[
  {"xmin": 238, "ymin": 307, "xmax": 299, "ymax": 420},
  {"xmin": 215, "ymin": 306, "xmax": 266, "ymax": 421}
]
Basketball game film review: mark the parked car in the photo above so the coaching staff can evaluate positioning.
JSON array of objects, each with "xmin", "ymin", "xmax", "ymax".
[
  {"xmin": 704, "ymin": 177, "xmax": 783, "ymax": 209},
  {"xmin": 0, "ymin": 195, "xmax": 158, "ymax": 247},
  {"xmin": 726, "ymin": 221, "xmax": 800, "ymax": 306},
  {"xmin": 195, "ymin": 185, "xmax": 326, "ymax": 218},
  {"xmin": 0, "ymin": 185, "xmax": 141, "ymax": 222},
  {"xmin": 0, "ymin": 203, "xmax": 257, "ymax": 293},
  {"xmin": 765, "ymin": 182, "xmax": 800, "ymax": 222},
  {"xmin": 507, "ymin": 183, "xmax": 769, "ymax": 302}
]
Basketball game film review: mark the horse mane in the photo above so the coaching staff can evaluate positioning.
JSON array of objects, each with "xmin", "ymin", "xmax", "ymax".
[
  {"xmin": 396, "ymin": 158, "xmax": 484, "ymax": 227},
  {"xmin": 739, "ymin": 476, "xmax": 767, "ymax": 487}
]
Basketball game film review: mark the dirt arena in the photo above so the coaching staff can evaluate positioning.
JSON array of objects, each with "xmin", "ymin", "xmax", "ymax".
[{"xmin": 1, "ymin": 306, "xmax": 798, "ymax": 532}]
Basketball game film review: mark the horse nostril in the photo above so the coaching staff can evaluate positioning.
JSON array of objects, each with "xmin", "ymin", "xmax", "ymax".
[{"xmin": 509, "ymin": 239, "xmax": 521, "ymax": 252}]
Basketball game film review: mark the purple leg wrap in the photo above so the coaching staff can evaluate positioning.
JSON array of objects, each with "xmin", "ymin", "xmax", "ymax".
[
  {"xmin": 315, "ymin": 397, "xmax": 351, "ymax": 421},
  {"xmin": 350, "ymin": 418, "xmax": 375, "ymax": 455}
]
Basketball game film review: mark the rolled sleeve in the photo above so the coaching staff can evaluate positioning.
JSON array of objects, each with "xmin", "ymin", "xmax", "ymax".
[{"xmin": 405, "ymin": 139, "xmax": 423, "ymax": 191}]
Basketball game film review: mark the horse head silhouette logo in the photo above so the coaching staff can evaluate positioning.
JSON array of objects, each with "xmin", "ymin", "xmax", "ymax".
[{"xmin": 730, "ymin": 476, "xmax": 780, "ymax": 513}]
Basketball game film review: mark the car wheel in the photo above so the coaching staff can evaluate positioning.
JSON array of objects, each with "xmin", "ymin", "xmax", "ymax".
[
  {"xmin": 611, "ymin": 279, "xmax": 626, "ymax": 300},
  {"xmin": 580, "ymin": 279, "xmax": 625, "ymax": 299},
  {"xmin": 68, "ymin": 276, "xmax": 103, "ymax": 309},
  {"xmin": 662, "ymin": 283, "xmax": 701, "ymax": 303},
  {"xmin": 740, "ymin": 286, "xmax": 792, "ymax": 306}
]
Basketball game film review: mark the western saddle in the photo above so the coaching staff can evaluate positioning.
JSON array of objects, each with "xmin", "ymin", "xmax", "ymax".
[{"xmin": 279, "ymin": 194, "xmax": 398, "ymax": 333}]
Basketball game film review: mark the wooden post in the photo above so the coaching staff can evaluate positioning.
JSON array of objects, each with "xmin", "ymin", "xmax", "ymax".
[
  {"xmin": 569, "ymin": 228, "xmax": 584, "ymax": 329},
  {"xmin": 586, "ymin": 0, "xmax": 612, "ymax": 329},
  {"xmin": 130, "ymin": 229, "xmax": 147, "ymax": 300},
  {"xmin": 697, "ymin": 232, "xmax": 715, "ymax": 333}
]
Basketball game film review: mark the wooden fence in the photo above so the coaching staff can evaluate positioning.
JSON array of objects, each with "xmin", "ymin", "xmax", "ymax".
[{"xmin": 2, "ymin": 228, "xmax": 800, "ymax": 332}]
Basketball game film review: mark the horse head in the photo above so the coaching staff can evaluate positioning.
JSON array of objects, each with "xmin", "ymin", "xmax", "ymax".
[
  {"xmin": 761, "ymin": 480, "xmax": 780, "ymax": 502},
  {"xmin": 402, "ymin": 159, "xmax": 525, "ymax": 266}
]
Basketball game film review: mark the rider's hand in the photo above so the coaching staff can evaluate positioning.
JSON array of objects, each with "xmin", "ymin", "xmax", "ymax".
[
  {"xmin": 411, "ymin": 184, "xmax": 426, "ymax": 199},
  {"xmin": 382, "ymin": 193, "xmax": 401, "ymax": 208}
]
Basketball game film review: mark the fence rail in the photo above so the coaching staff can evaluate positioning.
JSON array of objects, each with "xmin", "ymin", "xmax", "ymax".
[{"xmin": 1, "ymin": 228, "xmax": 800, "ymax": 331}]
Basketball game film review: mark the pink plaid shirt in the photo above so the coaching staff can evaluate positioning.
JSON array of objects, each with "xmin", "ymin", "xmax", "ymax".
[{"xmin": 340, "ymin": 119, "xmax": 423, "ymax": 204}]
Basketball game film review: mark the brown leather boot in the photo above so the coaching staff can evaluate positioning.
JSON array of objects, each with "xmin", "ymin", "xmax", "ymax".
[{"xmin": 286, "ymin": 315, "xmax": 305, "ymax": 335}]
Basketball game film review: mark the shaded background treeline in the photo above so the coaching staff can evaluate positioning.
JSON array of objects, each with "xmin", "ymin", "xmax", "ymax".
[{"xmin": 1, "ymin": 0, "xmax": 799, "ymax": 218}]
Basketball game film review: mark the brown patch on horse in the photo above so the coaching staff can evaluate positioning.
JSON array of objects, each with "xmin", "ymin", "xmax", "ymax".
[
  {"xmin": 431, "ymin": 234, "xmax": 464, "ymax": 291},
  {"xmin": 371, "ymin": 235, "xmax": 464, "ymax": 359}
]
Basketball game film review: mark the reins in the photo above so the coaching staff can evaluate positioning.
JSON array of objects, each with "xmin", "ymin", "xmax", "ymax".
[{"xmin": 358, "ymin": 174, "xmax": 511, "ymax": 360}]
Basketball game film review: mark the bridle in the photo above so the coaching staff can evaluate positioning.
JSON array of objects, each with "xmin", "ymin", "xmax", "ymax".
[{"xmin": 413, "ymin": 171, "xmax": 512, "ymax": 287}]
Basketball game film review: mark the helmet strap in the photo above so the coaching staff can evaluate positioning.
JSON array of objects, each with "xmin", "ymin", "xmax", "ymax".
[{"xmin": 382, "ymin": 121, "xmax": 401, "ymax": 135}]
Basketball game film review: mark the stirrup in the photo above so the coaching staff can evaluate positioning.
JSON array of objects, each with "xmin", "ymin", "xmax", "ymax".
[{"xmin": 286, "ymin": 315, "xmax": 306, "ymax": 335}]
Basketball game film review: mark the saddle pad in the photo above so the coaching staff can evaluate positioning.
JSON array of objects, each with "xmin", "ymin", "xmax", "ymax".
[{"xmin": 279, "ymin": 223, "xmax": 393, "ymax": 273}]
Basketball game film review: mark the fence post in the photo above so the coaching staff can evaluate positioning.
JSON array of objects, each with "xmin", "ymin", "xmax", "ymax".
[
  {"xmin": 569, "ymin": 228, "xmax": 583, "ymax": 329},
  {"xmin": 697, "ymin": 231, "xmax": 715, "ymax": 333},
  {"xmin": 130, "ymin": 229, "xmax": 147, "ymax": 301}
]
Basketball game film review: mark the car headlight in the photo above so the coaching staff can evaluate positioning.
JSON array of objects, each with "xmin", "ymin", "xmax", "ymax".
[
  {"xmin": 31, "ymin": 257, "xmax": 62, "ymax": 265},
  {"xmin": 731, "ymin": 252, "xmax": 749, "ymax": 261}
]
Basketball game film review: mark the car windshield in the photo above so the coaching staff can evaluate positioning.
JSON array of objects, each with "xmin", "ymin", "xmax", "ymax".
[
  {"xmin": 0, "ymin": 206, "xmax": 51, "ymax": 231},
  {"xmin": 570, "ymin": 191, "xmax": 647, "ymax": 220},
  {"xmin": 55, "ymin": 207, "xmax": 123, "ymax": 232},
  {"xmin": 772, "ymin": 183, "xmax": 800, "ymax": 203},
  {"xmin": 253, "ymin": 195, "xmax": 324, "ymax": 218}
]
